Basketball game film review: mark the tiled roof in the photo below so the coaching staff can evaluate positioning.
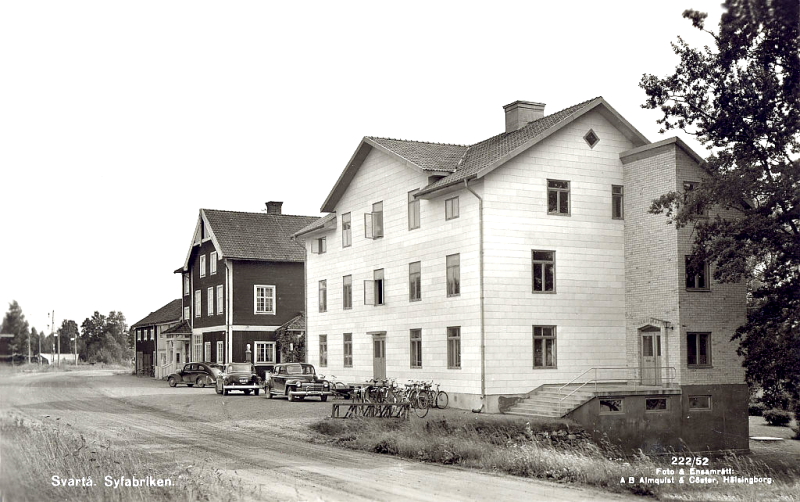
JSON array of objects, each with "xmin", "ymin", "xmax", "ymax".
[
  {"xmin": 276, "ymin": 313, "xmax": 305, "ymax": 332},
  {"xmin": 293, "ymin": 213, "xmax": 336, "ymax": 238},
  {"xmin": 366, "ymin": 138, "xmax": 468, "ymax": 172},
  {"xmin": 203, "ymin": 210, "xmax": 319, "ymax": 262},
  {"xmin": 162, "ymin": 320, "xmax": 192, "ymax": 335},
  {"xmin": 131, "ymin": 299, "xmax": 182, "ymax": 328},
  {"xmin": 418, "ymin": 98, "xmax": 600, "ymax": 194}
]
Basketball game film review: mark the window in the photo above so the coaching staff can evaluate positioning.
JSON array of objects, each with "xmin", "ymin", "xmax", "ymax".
[
  {"xmin": 194, "ymin": 290, "xmax": 201, "ymax": 317},
  {"xmin": 685, "ymin": 256, "xmax": 709, "ymax": 290},
  {"xmin": 255, "ymin": 341, "xmax": 276, "ymax": 364},
  {"xmin": 311, "ymin": 237, "xmax": 327, "ymax": 254},
  {"xmin": 410, "ymin": 329, "xmax": 422, "ymax": 368},
  {"xmin": 193, "ymin": 334, "xmax": 202, "ymax": 361},
  {"xmin": 445, "ymin": 197, "xmax": 459, "ymax": 220},
  {"xmin": 584, "ymin": 129, "xmax": 599, "ymax": 148},
  {"xmin": 343, "ymin": 275, "xmax": 352, "ymax": 310},
  {"xmin": 200, "ymin": 255, "xmax": 206, "ymax": 277},
  {"xmin": 254, "ymin": 285, "xmax": 276, "ymax": 314},
  {"xmin": 683, "ymin": 181, "xmax": 707, "ymax": 216},
  {"xmin": 408, "ymin": 190, "xmax": 420, "ymax": 230},
  {"xmin": 136, "ymin": 329, "xmax": 141, "ymax": 341},
  {"xmin": 612, "ymin": 185, "xmax": 624, "ymax": 219},
  {"xmin": 319, "ymin": 335, "xmax": 328, "ymax": 367},
  {"xmin": 689, "ymin": 395, "xmax": 712, "ymax": 410},
  {"xmin": 216, "ymin": 341, "xmax": 224, "ymax": 364},
  {"xmin": 409, "ymin": 261, "xmax": 421, "ymax": 301},
  {"xmin": 207, "ymin": 287, "xmax": 214, "ymax": 316},
  {"xmin": 364, "ymin": 201, "xmax": 384, "ymax": 239},
  {"xmin": 532, "ymin": 251, "xmax": 555, "ymax": 293},
  {"xmin": 183, "ymin": 306, "xmax": 190, "ymax": 320},
  {"xmin": 149, "ymin": 328, "xmax": 153, "ymax": 340},
  {"xmin": 183, "ymin": 274, "xmax": 189, "ymax": 295},
  {"xmin": 319, "ymin": 280, "xmax": 327, "ymax": 313},
  {"xmin": 687, "ymin": 332, "xmax": 712, "ymax": 367},
  {"xmin": 343, "ymin": 333, "xmax": 353, "ymax": 367},
  {"xmin": 342, "ymin": 213, "xmax": 352, "ymax": 247},
  {"xmin": 447, "ymin": 327, "xmax": 461, "ymax": 369},
  {"xmin": 599, "ymin": 398, "xmax": 623, "ymax": 413},
  {"xmin": 533, "ymin": 326, "xmax": 557, "ymax": 368},
  {"xmin": 446, "ymin": 254, "xmax": 460, "ymax": 297},
  {"xmin": 547, "ymin": 180, "xmax": 570, "ymax": 215},
  {"xmin": 646, "ymin": 398, "xmax": 669, "ymax": 412},
  {"xmin": 204, "ymin": 342, "xmax": 211, "ymax": 362},
  {"xmin": 216, "ymin": 285, "xmax": 224, "ymax": 314},
  {"xmin": 364, "ymin": 269, "xmax": 385, "ymax": 306},
  {"xmin": 210, "ymin": 252, "xmax": 217, "ymax": 274}
]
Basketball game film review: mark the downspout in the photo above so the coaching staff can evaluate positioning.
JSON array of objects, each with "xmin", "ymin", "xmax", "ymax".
[
  {"xmin": 464, "ymin": 178, "xmax": 486, "ymax": 410},
  {"xmin": 226, "ymin": 260, "xmax": 232, "ymax": 364}
]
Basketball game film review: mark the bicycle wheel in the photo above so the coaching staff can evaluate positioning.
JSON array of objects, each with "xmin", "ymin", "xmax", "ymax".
[
  {"xmin": 435, "ymin": 391, "xmax": 449, "ymax": 409},
  {"xmin": 413, "ymin": 392, "xmax": 430, "ymax": 418}
]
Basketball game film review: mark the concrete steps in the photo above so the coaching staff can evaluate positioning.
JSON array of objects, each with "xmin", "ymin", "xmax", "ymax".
[{"xmin": 505, "ymin": 385, "xmax": 596, "ymax": 418}]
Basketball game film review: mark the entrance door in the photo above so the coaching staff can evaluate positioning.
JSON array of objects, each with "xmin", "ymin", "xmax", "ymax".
[
  {"xmin": 372, "ymin": 335, "xmax": 386, "ymax": 380},
  {"xmin": 640, "ymin": 330, "xmax": 662, "ymax": 385}
]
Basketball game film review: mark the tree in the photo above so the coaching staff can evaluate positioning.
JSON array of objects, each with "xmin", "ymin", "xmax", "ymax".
[
  {"xmin": 81, "ymin": 311, "xmax": 107, "ymax": 362},
  {"xmin": 79, "ymin": 311, "xmax": 131, "ymax": 364},
  {"xmin": 57, "ymin": 320, "xmax": 79, "ymax": 356},
  {"xmin": 640, "ymin": 0, "xmax": 800, "ymax": 400},
  {"xmin": 1, "ymin": 301, "xmax": 30, "ymax": 356}
]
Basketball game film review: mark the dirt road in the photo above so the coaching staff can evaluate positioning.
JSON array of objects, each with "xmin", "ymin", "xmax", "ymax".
[{"xmin": 0, "ymin": 370, "xmax": 634, "ymax": 501}]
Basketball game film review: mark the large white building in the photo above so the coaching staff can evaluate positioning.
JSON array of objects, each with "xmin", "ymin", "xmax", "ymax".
[{"xmin": 294, "ymin": 97, "xmax": 748, "ymax": 453}]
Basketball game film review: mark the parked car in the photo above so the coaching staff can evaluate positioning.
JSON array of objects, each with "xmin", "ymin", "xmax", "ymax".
[
  {"xmin": 265, "ymin": 363, "xmax": 332, "ymax": 401},
  {"xmin": 167, "ymin": 362, "xmax": 222, "ymax": 388},
  {"xmin": 215, "ymin": 362, "xmax": 261, "ymax": 396}
]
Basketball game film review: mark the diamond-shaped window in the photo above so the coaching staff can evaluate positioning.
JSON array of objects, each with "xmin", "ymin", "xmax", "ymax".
[{"xmin": 584, "ymin": 129, "xmax": 599, "ymax": 148}]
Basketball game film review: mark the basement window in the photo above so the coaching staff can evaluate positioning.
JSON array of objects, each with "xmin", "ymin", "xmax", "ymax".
[
  {"xmin": 689, "ymin": 395, "xmax": 712, "ymax": 410},
  {"xmin": 645, "ymin": 398, "xmax": 669, "ymax": 412},
  {"xmin": 584, "ymin": 129, "xmax": 599, "ymax": 148},
  {"xmin": 599, "ymin": 398, "xmax": 624, "ymax": 414}
]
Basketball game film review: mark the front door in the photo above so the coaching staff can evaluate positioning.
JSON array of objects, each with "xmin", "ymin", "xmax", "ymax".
[
  {"xmin": 372, "ymin": 335, "xmax": 386, "ymax": 380},
  {"xmin": 640, "ymin": 330, "xmax": 662, "ymax": 385}
]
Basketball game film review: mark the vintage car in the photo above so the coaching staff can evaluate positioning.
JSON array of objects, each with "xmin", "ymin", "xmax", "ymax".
[
  {"xmin": 167, "ymin": 362, "xmax": 222, "ymax": 388},
  {"xmin": 265, "ymin": 363, "xmax": 332, "ymax": 401},
  {"xmin": 215, "ymin": 362, "xmax": 261, "ymax": 396}
]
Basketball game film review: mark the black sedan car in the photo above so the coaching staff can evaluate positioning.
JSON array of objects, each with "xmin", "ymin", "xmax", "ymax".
[
  {"xmin": 215, "ymin": 362, "xmax": 261, "ymax": 396},
  {"xmin": 167, "ymin": 363, "xmax": 222, "ymax": 388},
  {"xmin": 265, "ymin": 363, "xmax": 332, "ymax": 401}
]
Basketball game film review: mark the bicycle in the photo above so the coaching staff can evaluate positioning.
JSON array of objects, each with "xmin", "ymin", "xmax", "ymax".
[{"xmin": 431, "ymin": 382, "xmax": 449, "ymax": 409}]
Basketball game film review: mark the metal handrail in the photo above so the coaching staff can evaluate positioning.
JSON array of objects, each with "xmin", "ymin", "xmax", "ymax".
[{"xmin": 556, "ymin": 366, "xmax": 677, "ymax": 415}]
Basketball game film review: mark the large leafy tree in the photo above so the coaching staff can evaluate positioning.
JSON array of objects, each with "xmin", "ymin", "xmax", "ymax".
[
  {"xmin": 1, "ymin": 301, "xmax": 30, "ymax": 356},
  {"xmin": 57, "ymin": 320, "xmax": 80, "ymax": 356},
  {"xmin": 80, "ymin": 311, "xmax": 131, "ymax": 363},
  {"xmin": 640, "ymin": 0, "xmax": 800, "ymax": 400}
]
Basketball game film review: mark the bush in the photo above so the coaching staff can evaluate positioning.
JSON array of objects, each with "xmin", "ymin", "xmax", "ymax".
[
  {"xmin": 749, "ymin": 402, "xmax": 766, "ymax": 416},
  {"xmin": 763, "ymin": 408, "xmax": 792, "ymax": 426}
]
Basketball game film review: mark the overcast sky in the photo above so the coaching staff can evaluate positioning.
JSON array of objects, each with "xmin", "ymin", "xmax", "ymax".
[{"xmin": 1, "ymin": 0, "xmax": 725, "ymax": 336}]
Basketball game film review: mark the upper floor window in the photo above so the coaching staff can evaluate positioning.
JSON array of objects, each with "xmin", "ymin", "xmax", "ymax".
[
  {"xmin": 319, "ymin": 335, "xmax": 328, "ymax": 367},
  {"xmin": 547, "ymin": 180, "xmax": 570, "ymax": 215},
  {"xmin": 445, "ymin": 197, "xmax": 459, "ymax": 220},
  {"xmin": 210, "ymin": 252, "xmax": 217, "ymax": 274},
  {"xmin": 343, "ymin": 275, "xmax": 352, "ymax": 310},
  {"xmin": 343, "ymin": 333, "xmax": 353, "ymax": 368},
  {"xmin": 254, "ymin": 285, "xmax": 276, "ymax": 315},
  {"xmin": 255, "ymin": 341, "xmax": 276, "ymax": 364},
  {"xmin": 364, "ymin": 269, "xmax": 385, "ymax": 306},
  {"xmin": 532, "ymin": 250, "xmax": 555, "ymax": 293},
  {"xmin": 183, "ymin": 306, "xmax": 190, "ymax": 320},
  {"xmin": 319, "ymin": 280, "xmax": 327, "ymax": 313},
  {"xmin": 685, "ymin": 256, "xmax": 709, "ymax": 290},
  {"xmin": 207, "ymin": 287, "xmax": 214, "ymax": 316},
  {"xmin": 446, "ymin": 254, "xmax": 460, "ymax": 297},
  {"xmin": 533, "ymin": 326, "xmax": 557, "ymax": 368},
  {"xmin": 365, "ymin": 201, "xmax": 384, "ymax": 239},
  {"xmin": 410, "ymin": 329, "xmax": 422, "ymax": 368},
  {"xmin": 687, "ymin": 332, "xmax": 712, "ymax": 367},
  {"xmin": 408, "ymin": 190, "xmax": 420, "ymax": 230},
  {"xmin": 342, "ymin": 213, "xmax": 352, "ymax": 247},
  {"xmin": 194, "ymin": 291, "xmax": 201, "ymax": 317},
  {"xmin": 136, "ymin": 329, "xmax": 141, "ymax": 341},
  {"xmin": 216, "ymin": 285, "xmax": 224, "ymax": 314},
  {"xmin": 183, "ymin": 274, "xmax": 190, "ymax": 295},
  {"xmin": 612, "ymin": 185, "xmax": 624, "ymax": 219},
  {"xmin": 312, "ymin": 236, "xmax": 327, "ymax": 254},
  {"xmin": 447, "ymin": 326, "xmax": 461, "ymax": 369},
  {"xmin": 409, "ymin": 261, "xmax": 421, "ymax": 301},
  {"xmin": 200, "ymin": 255, "xmax": 207, "ymax": 277},
  {"xmin": 683, "ymin": 181, "xmax": 708, "ymax": 216},
  {"xmin": 583, "ymin": 129, "xmax": 599, "ymax": 148}
]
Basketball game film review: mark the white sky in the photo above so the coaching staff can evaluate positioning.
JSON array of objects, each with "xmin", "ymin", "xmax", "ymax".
[{"xmin": 0, "ymin": 0, "xmax": 725, "ymax": 335}]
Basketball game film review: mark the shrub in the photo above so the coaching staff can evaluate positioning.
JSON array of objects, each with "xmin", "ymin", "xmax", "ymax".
[
  {"xmin": 749, "ymin": 402, "xmax": 766, "ymax": 416},
  {"xmin": 763, "ymin": 408, "xmax": 792, "ymax": 426}
]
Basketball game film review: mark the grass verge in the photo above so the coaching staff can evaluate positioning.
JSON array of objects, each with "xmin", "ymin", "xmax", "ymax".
[
  {"xmin": 0, "ymin": 412, "xmax": 249, "ymax": 502},
  {"xmin": 311, "ymin": 414, "xmax": 800, "ymax": 500}
]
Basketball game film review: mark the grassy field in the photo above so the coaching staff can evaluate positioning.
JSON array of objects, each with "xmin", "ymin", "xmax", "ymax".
[
  {"xmin": 311, "ymin": 413, "xmax": 800, "ymax": 501},
  {"xmin": 0, "ymin": 412, "xmax": 249, "ymax": 502}
]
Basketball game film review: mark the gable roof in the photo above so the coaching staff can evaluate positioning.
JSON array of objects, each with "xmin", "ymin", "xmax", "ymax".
[
  {"xmin": 321, "ymin": 97, "xmax": 650, "ymax": 211},
  {"xmin": 131, "ymin": 299, "xmax": 182, "ymax": 328},
  {"xmin": 162, "ymin": 320, "xmax": 192, "ymax": 335},
  {"xmin": 293, "ymin": 213, "xmax": 337, "ymax": 238},
  {"xmin": 178, "ymin": 210, "xmax": 319, "ymax": 271}
]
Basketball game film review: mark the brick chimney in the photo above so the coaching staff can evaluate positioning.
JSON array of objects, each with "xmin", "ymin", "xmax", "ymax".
[
  {"xmin": 265, "ymin": 201, "xmax": 283, "ymax": 215},
  {"xmin": 503, "ymin": 100, "xmax": 545, "ymax": 133}
]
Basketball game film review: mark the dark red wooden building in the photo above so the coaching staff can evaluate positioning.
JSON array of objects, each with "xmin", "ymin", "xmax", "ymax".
[{"xmin": 131, "ymin": 299, "xmax": 182, "ymax": 378}]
